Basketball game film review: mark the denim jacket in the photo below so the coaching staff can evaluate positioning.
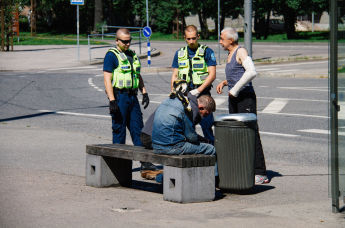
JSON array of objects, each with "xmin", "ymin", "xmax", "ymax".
[{"xmin": 152, "ymin": 97, "xmax": 199, "ymax": 151}]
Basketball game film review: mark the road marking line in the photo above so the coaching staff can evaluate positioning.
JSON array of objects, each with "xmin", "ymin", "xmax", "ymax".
[
  {"xmin": 278, "ymin": 87, "xmax": 328, "ymax": 92},
  {"xmin": 259, "ymin": 131, "xmax": 299, "ymax": 137},
  {"xmin": 214, "ymin": 98, "xmax": 227, "ymax": 106},
  {"xmin": 88, "ymin": 77, "xmax": 104, "ymax": 92},
  {"xmin": 39, "ymin": 110, "xmax": 111, "ymax": 118},
  {"xmin": 214, "ymin": 107, "xmax": 328, "ymax": 119},
  {"xmin": 297, "ymin": 129, "xmax": 345, "ymax": 136},
  {"xmin": 267, "ymin": 60, "xmax": 328, "ymax": 67},
  {"xmin": 338, "ymin": 102, "xmax": 345, "ymax": 120},
  {"xmin": 268, "ymin": 69, "xmax": 295, "ymax": 73},
  {"xmin": 257, "ymin": 111, "xmax": 328, "ymax": 119},
  {"xmin": 262, "ymin": 99, "xmax": 288, "ymax": 113},
  {"xmin": 216, "ymin": 95, "xmax": 327, "ymax": 102},
  {"xmin": 256, "ymin": 67, "xmax": 278, "ymax": 71},
  {"xmin": 37, "ymin": 66, "xmax": 97, "ymax": 73}
]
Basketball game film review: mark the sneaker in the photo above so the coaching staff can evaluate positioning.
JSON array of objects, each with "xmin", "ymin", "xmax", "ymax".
[
  {"xmin": 140, "ymin": 162, "xmax": 158, "ymax": 171},
  {"xmin": 255, "ymin": 175, "xmax": 270, "ymax": 184},
  {"xmin": 141, "ymin": 170, "xmax": 163, "ymax": 180}
]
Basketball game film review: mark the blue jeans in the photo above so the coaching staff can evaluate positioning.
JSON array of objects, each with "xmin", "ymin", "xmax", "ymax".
[
  {"xmin": 154, "ymin": 141, "xmax": 218, "ymax": 176},
  {"xmin": 112, "ymin": 92, "xmax": 143, "ymax": 146},
  {"xmin": 199, "ymin": 113, "xmax": 215, "ymax": 145}
]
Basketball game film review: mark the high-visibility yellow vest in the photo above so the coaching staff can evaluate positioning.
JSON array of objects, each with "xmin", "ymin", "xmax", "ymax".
[
  {"xmin": 108, "ymin": 48, "xmax": 141, "ymax": 89},
  {"xmin": 177, "ymin": 45, "xmax": 208, "ymax": 85}
]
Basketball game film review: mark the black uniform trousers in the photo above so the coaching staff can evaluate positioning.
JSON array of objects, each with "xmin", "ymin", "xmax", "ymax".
[{"xmin": 228, "ymin": 87, "xmax": 267, "ymax": 176}]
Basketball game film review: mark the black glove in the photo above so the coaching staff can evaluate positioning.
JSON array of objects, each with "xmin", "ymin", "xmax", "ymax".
[
  {"xmin": 109, "ymin": 100, "xmax": 119, "ymax": 115},
  {"xmin": 142, "ymin": 93, "xmax": 150, "ymax": 109}
]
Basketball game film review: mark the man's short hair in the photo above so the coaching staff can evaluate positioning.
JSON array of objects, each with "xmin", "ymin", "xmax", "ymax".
[
  {"xmin": 184, "ymin": 25, "xmax": 198, "ymax": 35},
  {"xmin": 116, "ymin": 28, "xmax": 130, "ymax": 37},
  {"xmin": 198, "ymin": 95, "xmax": 216, "ymax": 112},
  {"xmin": 221, "ymin": 27, "xmax": 238, "ymax": 43}
]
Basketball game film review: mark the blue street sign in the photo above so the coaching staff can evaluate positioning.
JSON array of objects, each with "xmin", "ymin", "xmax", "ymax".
[
  {"xmin": 142, "ymin": 26, "xmax": 152, "ymax": 38},
  {"xmin": 71, "ymin": 0, "xmax": 84, "ymax": 5}
]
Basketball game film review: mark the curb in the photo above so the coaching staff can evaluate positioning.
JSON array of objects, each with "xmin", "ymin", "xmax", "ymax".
[{"xmin": 88, "ymin": 49, "xmax": 161, "ymax": 66}]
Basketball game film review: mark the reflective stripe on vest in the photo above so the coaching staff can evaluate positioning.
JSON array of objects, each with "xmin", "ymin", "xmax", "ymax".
[
  {"xmin": 108, "ymin": 48, "xmax": 141, "ymax": 89},
  {"xmin": 177, "ymin": 45, "xmax": 208, "ymax": 85}
]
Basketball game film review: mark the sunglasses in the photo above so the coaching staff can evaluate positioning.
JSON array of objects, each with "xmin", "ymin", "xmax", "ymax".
[
  {"xmin": 186, "ymin": 37, "xmax": 197, "ymax": 41},
  {"xmin": 117, "ymin": 38, "xmax": 132, "ymax": 44}
]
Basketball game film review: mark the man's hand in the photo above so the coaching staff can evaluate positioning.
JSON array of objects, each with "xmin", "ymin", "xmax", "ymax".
[
  {"xmin": 216, "ymin": 80, "xmax": 226, "ymax": 94},
  {"xmin": 109, "ymin": 100, "xmax": 119, "ymax": 115},
  {"xmin": 142, "ymin": 93, "xmax": 150, "ymax": 109},
  {"xmin": 190, "ymin": 89, "xmax": 200, "ymax": 96}
]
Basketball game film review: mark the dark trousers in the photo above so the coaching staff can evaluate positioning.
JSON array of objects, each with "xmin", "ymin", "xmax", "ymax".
[
  {"xmin": 112, "ymin": 92, "xmax": 143, "ymax": 146},
  {"xmin": 140, "ymin": 132, "xmax": 153, "ymax": 149},
  {"xmin": 228, "ymin": 88, "xmax": 267, "ymax": 175}
]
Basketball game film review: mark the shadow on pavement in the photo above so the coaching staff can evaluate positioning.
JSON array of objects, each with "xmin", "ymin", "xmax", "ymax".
[{"xmin": 131, "ymin": 180, "xmax": 163, "ymax": 194}]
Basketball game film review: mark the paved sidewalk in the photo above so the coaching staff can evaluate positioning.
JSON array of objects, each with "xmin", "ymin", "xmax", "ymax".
[{"xmin": 0, "ymin": 43, "xmax": 343, "ymax": 227}]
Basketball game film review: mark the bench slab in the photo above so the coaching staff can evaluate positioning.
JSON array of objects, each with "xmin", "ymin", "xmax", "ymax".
[{"xmin": 86, "ymin": 144, "xmax": 215, "ymax": 168}]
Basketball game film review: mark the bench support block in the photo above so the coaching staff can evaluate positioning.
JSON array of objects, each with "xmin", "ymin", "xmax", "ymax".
[
  {"xmin": 86, "ymin": 154, "xmax": 132, "ymax": 187},
  {"xmin": 163, "ymin": 166, "xmax": 215, "ymax": 203}
]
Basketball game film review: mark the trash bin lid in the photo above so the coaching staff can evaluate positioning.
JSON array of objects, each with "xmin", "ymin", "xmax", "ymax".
[{"xmin": 214, "ymin": 113, "xmax": 257, "ymax": 122}]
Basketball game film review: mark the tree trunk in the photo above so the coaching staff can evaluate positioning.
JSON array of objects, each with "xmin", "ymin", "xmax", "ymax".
[
  {"xmin": 197, "ymin": 10, "xmax": 209, "ymax": 39},
  {"xmin": 220, "ymin": 12, "xmax": 225, "ymax": 32},
  {"xmin": 264, "ymin": 10, "xmax": 270, "ymax": 40},
  {"xmin": 93, "ymin": 0, "xmax": 103, "ymax": 33},
  {"xmin": 283, "ymin": 9, "xmax": 297, "ymax": 39}
]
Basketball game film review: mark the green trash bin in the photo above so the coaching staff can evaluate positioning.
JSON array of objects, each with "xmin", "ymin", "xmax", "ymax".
[{"xmin": 214, "ymin": 113, "xmax": 257, "ymax": 190}]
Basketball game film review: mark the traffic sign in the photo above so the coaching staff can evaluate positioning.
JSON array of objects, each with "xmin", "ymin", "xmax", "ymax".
[
  {"xmin": 71, "ymin": 0, "xmax": 84, "ymax": 5},
  {"xmin": 142, "ymin": 26, "xmax": 152, "ymax": 38}
]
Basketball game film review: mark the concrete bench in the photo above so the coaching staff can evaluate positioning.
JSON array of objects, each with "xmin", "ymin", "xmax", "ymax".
[{"xmin": 85, "ymin": 144, "xmax": 216, "ymax": 203}]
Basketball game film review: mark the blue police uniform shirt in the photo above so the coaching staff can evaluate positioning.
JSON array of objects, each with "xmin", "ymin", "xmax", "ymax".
[
  {"xmin": 171, "ymin": 45, "xmax": 217, "ymax": 69},
  {"xmin": 103, "ymin": 49, "xmax": 136, "ymax": 73}
]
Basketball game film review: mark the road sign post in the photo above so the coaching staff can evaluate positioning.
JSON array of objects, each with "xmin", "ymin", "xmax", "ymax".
[
  {"xmin": 143, "ymin": 26, "xmax": 152, "ymax": 67},
  {"xmin": 71, "ymin": 0, "xmax": 84, "ymax": 61}
]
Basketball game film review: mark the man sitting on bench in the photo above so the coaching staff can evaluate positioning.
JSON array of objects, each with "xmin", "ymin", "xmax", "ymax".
[
  {"xmin": 151, "ymin": 80, "xmax": 218, "ymax": 180},
  {"xmin": 140, "ymin": 80, "xmax": 215, "ymax": 180}
]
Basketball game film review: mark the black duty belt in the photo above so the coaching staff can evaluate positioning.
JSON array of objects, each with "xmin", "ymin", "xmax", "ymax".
[{"xmin": 114, "ymin": 88, "xmax": 138, "ymax": 95}]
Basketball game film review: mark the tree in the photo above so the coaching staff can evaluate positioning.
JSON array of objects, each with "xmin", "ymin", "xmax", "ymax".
[
  {"xmin": 273, "ymin": 0, "xmax": 328, "ymax": 39},
  {"xmin": 1, "ymin": 0, "xmax": 22, "ymax": 51},
  {"xmin": 93, "ymin": 0, "xmax": 103, "ymax": 33},
  {"xmin": 254, "ymin": 0, "xmax": 273, "ymax": 39}
]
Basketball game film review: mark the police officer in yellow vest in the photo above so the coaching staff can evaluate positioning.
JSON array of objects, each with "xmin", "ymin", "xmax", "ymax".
[
  {"xmin": 171, "ymin": 25, "xmax": 217, "ymax": 144},
  {"xmin": 103, "ymin": 28, "xmax": 155, "ymax": 171}
]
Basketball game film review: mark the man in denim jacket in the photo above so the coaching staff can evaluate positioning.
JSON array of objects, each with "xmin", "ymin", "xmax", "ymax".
[{"xmin": 151, "ymin": 90, "xmax": 217, "ymax": 176}]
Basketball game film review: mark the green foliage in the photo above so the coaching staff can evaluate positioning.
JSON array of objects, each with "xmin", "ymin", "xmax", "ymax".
[
  {"xmin": 12, "ymin": 0, "xmax": 329, "ymax": 41},
  {"xmin": 13, "ymin": 32, "xmax": 108, "ymax": 45}
]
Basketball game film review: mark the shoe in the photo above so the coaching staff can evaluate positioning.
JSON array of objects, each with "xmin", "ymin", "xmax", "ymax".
[
  {"xmin": 141, "ymin": 170, "xmax": 163, "ymax": 180},
  {"xmin": 155, "ymin": 173, "xmax": 163, "ymax": 184},
  {"xmin": 140, "ymin": 162, "xmax": 158, "ymax": 171},
  {"xmin": 255, "ymin": 175, "xmax": 270, "ymax": 184}
]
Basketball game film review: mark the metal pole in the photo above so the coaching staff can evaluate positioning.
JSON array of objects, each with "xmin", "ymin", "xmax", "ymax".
[
  {"xmin": 77, "ymin": 5, "xmax": 80, "ymax": 61},
  {"xmin": 88, "ymin": 35, "xmax": 91, "ymax": 63},
  {"xmin": 102, "ymin": 25, "xmax": 104, "ymax": 40},
  {"xmin": 244, "ymin": 0, "xmax": 252, "ymax": 57},
  {"xmin": 330, "ymin": 0, "xmax": 340, "ymax": 213},
  {"xmin": 312, "ymin": 12, "xmax": 314, "ymax": 33},
  {"xmin": 146, "ymin": 0, "xmax": 150, "ymax": 67},
  {"xmin": 146, "ymin": 0, "xmax": 149, "ymax": 27},
  {"xmin": 139, "ymin": 29, "xmax": 142, "ymax": 54},
  {"xmin": 218, "ymin": 0, "xmax": 221, "ymax": 65}
]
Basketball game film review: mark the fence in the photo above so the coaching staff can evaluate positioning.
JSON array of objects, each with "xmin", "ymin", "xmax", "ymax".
[{"xmin": 88, "ymin": 26, "xmax": 143, "ymax": 63}]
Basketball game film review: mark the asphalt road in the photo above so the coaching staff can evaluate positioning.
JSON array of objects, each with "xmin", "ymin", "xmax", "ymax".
[
  {"xmin": 0, "ymin": 65, "xmax": 329, "ymax": 175},
  {"xmin": 1, "ymin": 48, "xmax": 345, "ymax": 227}
]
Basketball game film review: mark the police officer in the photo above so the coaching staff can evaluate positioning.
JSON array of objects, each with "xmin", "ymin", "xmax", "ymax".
[
  {"xmin": 171, "ymin": 25, "xmax": 217, "ymax": 144},
  {"xmin": 103, "ymin": 28, "xmax": 152, "ymax": 170}
]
